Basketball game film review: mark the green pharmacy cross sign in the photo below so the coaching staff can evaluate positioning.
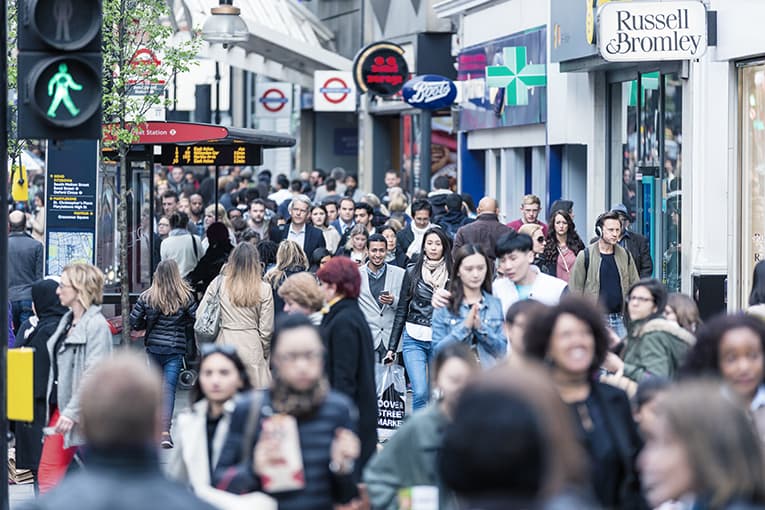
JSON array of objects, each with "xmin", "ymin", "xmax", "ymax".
[{"xmin": 485, "ymin": 46, "xmax": 546, "ymax": 106}]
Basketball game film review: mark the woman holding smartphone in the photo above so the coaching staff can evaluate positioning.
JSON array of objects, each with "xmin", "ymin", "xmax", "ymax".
[{"xmin": 389, "ymin": 228, "xmax": 453, "ymax": 411}]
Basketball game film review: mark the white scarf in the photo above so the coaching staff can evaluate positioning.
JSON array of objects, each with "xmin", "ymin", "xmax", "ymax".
[{"xmin": 407, "ymin": 222, "xmax": 434, "ymax": 258}]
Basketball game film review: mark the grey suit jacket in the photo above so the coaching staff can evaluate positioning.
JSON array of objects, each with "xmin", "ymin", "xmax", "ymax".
[{"xmin": 358, "ymin": 264, "xmax": 406, "ymax": 351}]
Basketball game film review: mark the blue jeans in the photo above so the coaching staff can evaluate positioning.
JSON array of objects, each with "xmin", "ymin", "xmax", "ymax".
[
  {"xmin": 148, "ymin": 352, "xmax": 183, "ymax": 432},
  {"xmin": 402, "ymin": 331, "xmax": 433, "ymax": 411},
  {"xmin": 11, "ymin": 299, "xmax": 33, "ymax": 334}
]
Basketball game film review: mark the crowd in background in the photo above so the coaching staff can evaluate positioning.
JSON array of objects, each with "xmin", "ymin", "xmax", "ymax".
[{"xmin": 11, "ymin": 162, "xmax": 765, "ymax": 510}]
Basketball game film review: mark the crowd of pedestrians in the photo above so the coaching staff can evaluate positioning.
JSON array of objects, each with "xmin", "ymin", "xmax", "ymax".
[{"xmin": 13, "ymin": 164, "xmax": 765, "ymax": 510}]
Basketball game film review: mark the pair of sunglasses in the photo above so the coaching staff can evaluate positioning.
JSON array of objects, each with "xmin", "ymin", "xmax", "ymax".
[{"xmin": 200, "ymin": 344, "xmax": 237, "ymax": 358}]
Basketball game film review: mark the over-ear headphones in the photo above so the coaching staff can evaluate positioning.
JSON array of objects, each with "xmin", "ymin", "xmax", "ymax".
[{"xmin": 594, "ymin": 213, "xmax": 605, "ymax": 238}]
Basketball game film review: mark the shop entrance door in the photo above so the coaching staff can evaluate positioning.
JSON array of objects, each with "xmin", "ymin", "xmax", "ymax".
[{"xmin": 609, "ymin": 72, "xmax": 683, "ymax": 290}]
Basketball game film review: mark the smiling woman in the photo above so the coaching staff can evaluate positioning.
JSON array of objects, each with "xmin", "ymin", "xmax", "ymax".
[{"xmin": 524, "ymin": 296, "xmax": 647, "ymax": 509}]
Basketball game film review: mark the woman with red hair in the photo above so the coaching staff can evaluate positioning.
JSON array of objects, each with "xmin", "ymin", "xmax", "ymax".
[{"xmin": 316, "ymin": 256, "xmax": 378, "ymax": 476}]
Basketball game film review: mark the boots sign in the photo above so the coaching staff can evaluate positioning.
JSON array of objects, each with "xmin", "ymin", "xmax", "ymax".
[{"xmin": 597, "ymin": 1, "xmax": 707, "ymax": 62}]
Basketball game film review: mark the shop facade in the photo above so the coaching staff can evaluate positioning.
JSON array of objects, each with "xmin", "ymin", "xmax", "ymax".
[
  {"xmin": 435, "ymin": 0, "xmax": 591, "ymax": 232},
  {"xmin": 709, "ymin": 0, "xmax": 765, "ymax": 309},
  {"xmin": 547, "ymin": 0, "xmax": 728, "ymax": 311}
]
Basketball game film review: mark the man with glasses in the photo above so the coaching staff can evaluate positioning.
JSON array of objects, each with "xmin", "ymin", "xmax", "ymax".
[
  {"xmin": 507, "ymin": 194, "xmax": 548, "ymax": 236},
  {"xmin": 214, "ymin": 314, "xmax": 362, "ymax": 509},
  {"xmin": 276, "ymin": 194, "xmax": 325, "ymax": 257}
]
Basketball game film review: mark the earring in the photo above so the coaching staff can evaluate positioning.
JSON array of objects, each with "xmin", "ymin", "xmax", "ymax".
[{"xmin": 432, "ymin": 387, "xmax": 444, "ymax": 401}]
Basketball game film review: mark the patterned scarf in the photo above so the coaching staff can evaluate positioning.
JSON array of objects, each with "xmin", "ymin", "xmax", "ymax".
[
  {"xmin": 421, "ymin": 257, "xmax": 448, "ymax": 290},
  {"xmin": 270, "ymin": 376, "xmax": 330, "ymax": 418}
]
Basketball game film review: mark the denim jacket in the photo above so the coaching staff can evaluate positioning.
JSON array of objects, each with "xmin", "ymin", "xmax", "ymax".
[{"xmin": 431, "ymin": 290, "xmax": 507, "ymax": 368}]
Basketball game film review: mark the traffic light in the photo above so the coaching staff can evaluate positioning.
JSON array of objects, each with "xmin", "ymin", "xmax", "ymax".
[{"xmin": 17, "ymin": 0, "xmax": 103, "ymax": 140}]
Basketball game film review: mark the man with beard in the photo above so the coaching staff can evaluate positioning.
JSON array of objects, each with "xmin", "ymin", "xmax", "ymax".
[
  {"xmin": 214, "ymin": 314, "xmax": 362, "ymax": 510},
  {"xmin": 188, "ymin": 194, "xmax": 205, "ymax": 236},
  {"xmin": 247, "ymin": 198, "xmax": 280, "ymax": 242}
]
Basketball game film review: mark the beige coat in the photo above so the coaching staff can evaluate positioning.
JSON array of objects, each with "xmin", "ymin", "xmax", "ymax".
[{"xmin": 215, "ymin": 279, "xmax": 274, "ymax": 388}]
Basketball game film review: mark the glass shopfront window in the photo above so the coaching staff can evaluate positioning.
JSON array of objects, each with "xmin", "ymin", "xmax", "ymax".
[
  {"xmin": 740, "ymin": 62, "xmax": 765, "ymax": 304},
  {"xmin": 608, "ymin": 71, "xmax": 684, "ymax": 291}
]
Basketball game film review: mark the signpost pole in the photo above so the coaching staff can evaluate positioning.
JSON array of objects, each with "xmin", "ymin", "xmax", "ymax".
[
  {"xmin": 420, "ymin": 110, "xmax": 432, "ymax": 193},
  {"xmin": 0, "ymin": 1, "xmax": 10, "ymax": 506}
]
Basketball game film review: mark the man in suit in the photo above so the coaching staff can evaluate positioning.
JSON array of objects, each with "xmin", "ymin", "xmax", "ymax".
[
  {"xmin": 331, "ymin": 197, "xmax": 356, "ymax": 236},
  {"xmin": 276, "ymin": 194, "xmax": 326, "ymax": 258},
  {"xmin": 357, "ymin": 234, "xmax": 408, "ymax": 363}
]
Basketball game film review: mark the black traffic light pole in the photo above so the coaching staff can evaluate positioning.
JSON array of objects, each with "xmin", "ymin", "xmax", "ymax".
[{"xmin": 0, "ymin": 0, "xmax": 10, "ymax": 507}]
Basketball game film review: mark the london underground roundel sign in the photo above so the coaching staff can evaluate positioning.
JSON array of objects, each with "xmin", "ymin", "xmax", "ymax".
[
  {"xmin": 402, "ymin": 75, "xmax": 457, "ymax": 110},
  {"xmin": 259, "ymin": 88, "xmax": 288, "ymax": 113}
]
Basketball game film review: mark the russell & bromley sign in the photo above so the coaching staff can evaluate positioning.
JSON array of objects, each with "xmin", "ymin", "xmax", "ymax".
[{"xmin": 597, "ymin": 1, "xmax": 707, "ymax": 62}]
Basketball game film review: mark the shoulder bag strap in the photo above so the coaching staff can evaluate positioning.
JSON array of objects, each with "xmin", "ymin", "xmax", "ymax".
[
  {"xmin": 240, "ymin": 390, "xmax": 264, "ymax": 461},
  {"xmin": 191, "ymin": 234, "xmax": 199, "ymax": 259}
]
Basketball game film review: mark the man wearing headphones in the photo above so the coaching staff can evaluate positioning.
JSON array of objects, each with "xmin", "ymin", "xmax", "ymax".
[{"xmin": 569, "ymin": 211, "xmax": 639, "ymax": 338}]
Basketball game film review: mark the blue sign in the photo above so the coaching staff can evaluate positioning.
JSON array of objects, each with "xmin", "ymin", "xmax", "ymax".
[
  {"xmin": 45, "ymin": 140, "xmax": 98, "ymax": 275},
  {"xmin": 402, "ymin": 75, "xmax": 457, "ymax": 110}
]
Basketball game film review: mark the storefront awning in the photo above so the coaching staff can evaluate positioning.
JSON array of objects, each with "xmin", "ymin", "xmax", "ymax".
[{"xmin": 169, "ymin": 0, "xmax": 352, "ymax": 88}]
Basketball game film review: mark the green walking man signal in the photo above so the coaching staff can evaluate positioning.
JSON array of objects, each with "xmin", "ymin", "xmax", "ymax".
[{"xmin": 47, "ymin": 63, "xmax": 83, "ymax": 118}]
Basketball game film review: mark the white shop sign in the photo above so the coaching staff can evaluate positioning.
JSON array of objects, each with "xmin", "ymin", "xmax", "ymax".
[{"xmin": 598, "ymin": 1, "xmax": 707, "ymax": 62}]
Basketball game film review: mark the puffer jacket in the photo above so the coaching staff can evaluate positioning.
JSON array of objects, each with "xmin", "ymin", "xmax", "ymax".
[
  {"xmin": 129, "ymin": 296, "xmax": 197, "ymax": 355},
  {"xmin": 621, "ymin": 317, "xmax": 696, "ymax": 382},
  {"xmin": 389, "ymin": 265, "xmax": 448, "ymax": 351},
  {"xmin": 213, "ymin": 390, "xmax": 359, "ymax": 510}
]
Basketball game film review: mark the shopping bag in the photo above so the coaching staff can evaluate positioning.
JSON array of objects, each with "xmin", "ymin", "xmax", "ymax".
[{"xmin": 375, "ymin": 363, "xmax": 407, "ymax": 442}]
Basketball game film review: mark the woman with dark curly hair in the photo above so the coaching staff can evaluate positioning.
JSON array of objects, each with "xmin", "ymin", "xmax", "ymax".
[
  {"xmin": 682, "ymin": 313, "xmax": 765, "ymax": 440},
  {"xmin": 542, "ymin": 209, "xmax": 585, "ymax": 282},
  {"xmin": 524, "ymin": 296, "xmax": 647, "ymax": 510}
]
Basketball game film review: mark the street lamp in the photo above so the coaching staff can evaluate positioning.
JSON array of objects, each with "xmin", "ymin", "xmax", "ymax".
[
  {"xmin": 201, "ymin": 0, "xmax": 249, "ymax": 48},
  {"xmin": 202, "ymin": 0, "xmax": 248, "ymax": 125}
]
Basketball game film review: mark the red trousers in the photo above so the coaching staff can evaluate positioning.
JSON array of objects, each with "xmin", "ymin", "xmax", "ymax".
[{"xmin": 37, "ymin": 408, "xmax": 77, "ymax": 493}]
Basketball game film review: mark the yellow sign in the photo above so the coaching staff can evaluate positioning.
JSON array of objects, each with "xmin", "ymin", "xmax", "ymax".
[
  {"xmin": 11, "ymin": 165, "xmax": 28, "ymax": 203},
  {"xmin": 8, "ymin": 348, "xmax": 34, "ymax": 422}
]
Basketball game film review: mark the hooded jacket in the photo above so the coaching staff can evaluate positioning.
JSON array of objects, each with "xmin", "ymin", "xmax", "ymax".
[
  {"xmin": 13, "ymin": 279, "xmax": 68, "ymax": 470},
  {"xmin": 621, "ymin": 318, "xmax": 696, "ymax": 382}
]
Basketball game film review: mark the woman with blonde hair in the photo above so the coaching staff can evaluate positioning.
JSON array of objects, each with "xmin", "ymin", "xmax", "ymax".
[
  {"xmin": 518, "ymin": 223, "xmax": 553, "ymax": 275},
  {"xmin": 203, "ymin": 203, "xmax": 236, "ymax": 248},
  {"xmin": 265, "ymin": 240, "xmax": 309, "ymax": 314},
  {"xmin": 277, "ymin": 272, "xmax": 325, "ymax": 325},
  {"xmin": 341, "ymin": 224, "xmax": 369, "ymax": 265},
  {"xmin": 203, "ymin": 242, "xmax": 274, "ymax": 388},
  {"xmin": 130, "ymin": 259, "xmax": 197, "ymax": 448},
  {"xmin": 38, "ymin": 263, "xmax": 112, "ymax": 492}
]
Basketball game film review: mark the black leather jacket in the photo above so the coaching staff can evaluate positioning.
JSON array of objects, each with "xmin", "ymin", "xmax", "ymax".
[
  {"xmin": 389, "ymin": 266, "xmax": 446, "ymax": 351},
  {"xmin": 129, "ymin": 297, "xmax": 197, "ymax": 354}
]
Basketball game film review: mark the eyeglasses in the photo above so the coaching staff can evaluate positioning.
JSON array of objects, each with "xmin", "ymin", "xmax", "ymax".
[
  {"xmin": 536, "ymin": 236, "xmax": 545, "ymax": 243},
  {"xmin": 274, "ymin": 350, "xmax": 323, "ymax": 363},
  {"xmin": 628, "ymin": 295, "xmax": 654, "ymax": 304},
  {"xmin": 158, "ymin": 222, "xmax": 170, "ymax": 227},
  {"xmin": 200, "ymin": 344, "xmax": 238, "ymax": 358}
]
